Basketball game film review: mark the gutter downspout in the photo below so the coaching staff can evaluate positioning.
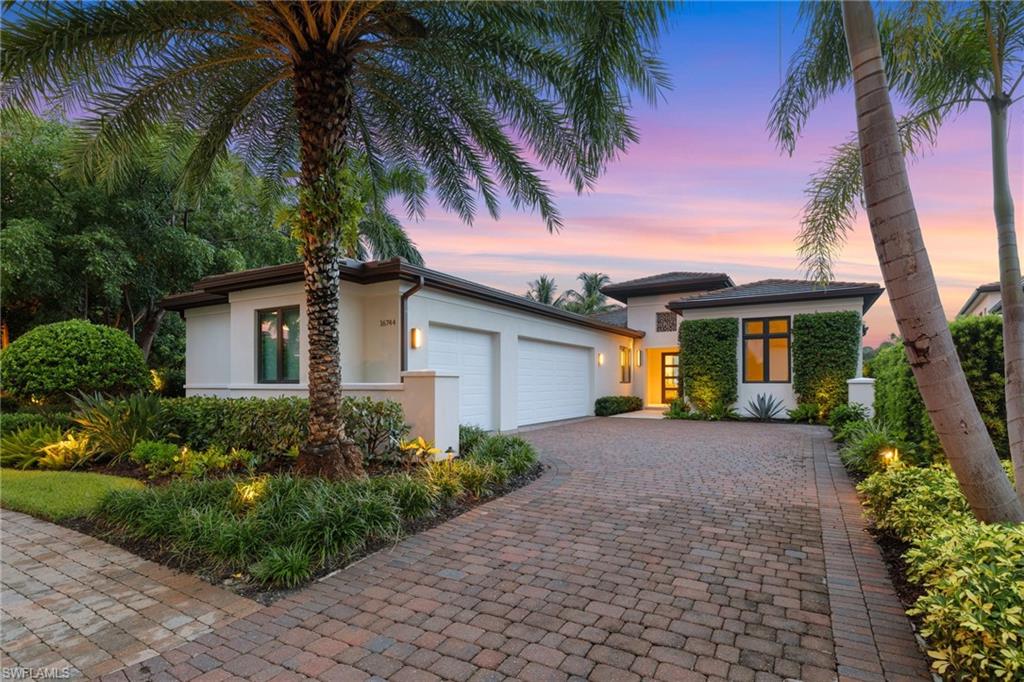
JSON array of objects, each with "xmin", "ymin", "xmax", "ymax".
[{"xmin": 400, "ymin": 275, "xmax": 425, "ymax": 372}]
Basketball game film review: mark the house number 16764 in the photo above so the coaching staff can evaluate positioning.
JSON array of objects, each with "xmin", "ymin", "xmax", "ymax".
[{"xmin": 379, "ymin": 319, "xmax": 396, "ymax": 327}]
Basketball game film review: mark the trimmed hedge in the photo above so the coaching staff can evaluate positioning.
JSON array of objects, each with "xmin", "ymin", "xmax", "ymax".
[
  {"xmin": 0, "ymin": 320, "xmax": 149, "ymax": 402},
  {"xmin": 792, "ymin": 311, "xmax": 861, "ymax": 418},
  {"xmin": 679, "ymin": 318, "xmax": 738, "ymax": 413},
  {"xmin": 160, "ymin": 396, "xmax": 308, "ymax": 456},
  {"xmin": 594, "ymin": 395, "xmax": 642, "ymax": 416},
  {"xmin": 873, "ymin": 315, "xmax": 1007, "ymax": 459}
]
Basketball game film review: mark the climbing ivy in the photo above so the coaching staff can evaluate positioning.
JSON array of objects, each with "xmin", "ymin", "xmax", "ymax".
[
  {"xmin": 679, "ymin": 318, "xmax": 738, "ymax": 412},
  {"xmin": 792, "ymin": 311, "xmax": 862, "ymax": 418}
]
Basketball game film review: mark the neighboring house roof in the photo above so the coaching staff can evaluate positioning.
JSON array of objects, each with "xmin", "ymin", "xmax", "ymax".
[
  {"xmin": 588, "ymin": 307, "xmax": 629, "ymax": 328},
  {"xmin": 957, "ymin": 281, "xmax": 1008, "ymax": 317},
  {"xmin": 163, "ymin": 259, "xmax": 645, "ymax": 338},
  {"xmin": 600, "ymin": 271, "xmax": 734, "ymax": 303},
  {"xmin": 667, "ymin": 279, "xmax": 884, "ymax": 313}
]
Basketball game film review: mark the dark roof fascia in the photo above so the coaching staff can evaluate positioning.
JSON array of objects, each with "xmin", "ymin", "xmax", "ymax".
[
  {"xmin": 957, "ymin": 282, "xmax": 1003, "ymax": 317},
  {"xmin": 601, "ymin": 275, "xmax": 735, "ymax": 303},
  {"xmin": 667, "ymin": 285, "xmax": 884, "ymax": 314},
  {"xmin": 163, "ymin": 259, "xmax": 645, "ymax": 338}
]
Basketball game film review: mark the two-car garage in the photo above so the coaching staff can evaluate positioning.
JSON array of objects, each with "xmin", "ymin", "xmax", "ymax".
[{"xmin": 427, "ymin": 324, "xmax": 593, "ymax": 429}]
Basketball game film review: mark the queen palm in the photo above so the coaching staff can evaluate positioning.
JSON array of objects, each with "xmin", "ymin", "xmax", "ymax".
[
  {"xmin": 837, "ymin": 0, "xmax": 1023, "ymax": 521},
  {"xmin": 564, "ymin": 272, "xmax": 616, "ymax": 314},
  {"xmin": 525, "ymin": 275, "xmax": 564, "ymax": 307},
  {"xmin": 771, "ymin": 1, "xmax": 1024, "ymax": 500},
  {"xmin": 3, "ymin": 1, "xmax": 670, "ymax": 477}
]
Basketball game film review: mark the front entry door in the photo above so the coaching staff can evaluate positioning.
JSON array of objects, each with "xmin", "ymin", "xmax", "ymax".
[{"xmin": 661, "ymin": 352, "xmax": 679, "ymax": 404}]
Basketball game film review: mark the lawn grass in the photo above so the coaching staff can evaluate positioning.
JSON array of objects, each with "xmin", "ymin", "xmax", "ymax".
[{"xmin": 0, "ymin": 468, "xmax": 143, "ymax": 520}]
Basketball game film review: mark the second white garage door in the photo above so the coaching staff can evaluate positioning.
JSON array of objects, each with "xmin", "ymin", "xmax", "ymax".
[
  {"xmin": 517, "ymin": 338, "xmax": 591, "ymax": 426},
  {"xmin": 428, "ymin": 325, "xmax": 495, "ymax": 430}
]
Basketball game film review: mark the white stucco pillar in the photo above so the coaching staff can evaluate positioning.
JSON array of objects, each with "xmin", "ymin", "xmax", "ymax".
[
  {"xmin": 847, "ymin": 377, "xmax": 875, "ymax": 418},
  {"xmin": 401, "ymin": 370, "xmax": 461, "ymax": 454}
]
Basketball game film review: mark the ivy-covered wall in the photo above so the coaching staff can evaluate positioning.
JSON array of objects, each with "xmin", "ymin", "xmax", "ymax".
[
  {"xmin": 872, "ymin": 314, "xmax": 1007, "ymax": 458},
  {"xmin": 679, "ymin": 317, "xmax": 738, "ymax": 412},
  {"xmin": 792, "ymin": 310, "xmax": 862, "ymax": 416}
]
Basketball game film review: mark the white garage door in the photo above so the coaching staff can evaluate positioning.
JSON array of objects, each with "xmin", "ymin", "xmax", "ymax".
[
  {"xmin": 517, "ymin": 338, "xmax": 591, "ymax": 426},
  {"xmin": 428, "ymin": 325, "xmax": 495, "ymax": 430}
]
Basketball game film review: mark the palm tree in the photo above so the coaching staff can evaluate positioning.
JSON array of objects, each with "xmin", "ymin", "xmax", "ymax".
[
  {"xmin": 525, "ymin": 275, "xmax": 564, "ymax": 307},
  {"xmin": 563, "ymin": 272, "xmax": 616, "ymax": 314},
  {"xmin": 771, "ymin": 1, "xmax": 1024, "ymax": 500},
  {"xmin": 3, "ymin": 2, "xmax": 670, "ymax": 478},
  {"xmin": 839, "ymin": 0, "xmax": 1023, "ymax": 522}
]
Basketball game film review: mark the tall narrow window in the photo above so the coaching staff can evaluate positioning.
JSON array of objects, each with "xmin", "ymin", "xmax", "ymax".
[
  {"xmin": 619, "ymin": 346, "xmax": 631, "ymax": 383},
  {"xmin": 743, "ymin": 317, "xmax": 790, "ymax": 383},
  {"xmin": 257, "ymin": 306, "xmax": 301, "ymax": 383}
]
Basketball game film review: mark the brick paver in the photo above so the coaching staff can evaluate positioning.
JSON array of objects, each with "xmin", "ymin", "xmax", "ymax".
[
  {"xmin": 0, "ymin": 511, "xmax": 260, "ymax": 678},
  {"xmin": 2, "ymin": 419, "xmax": 930, "ymax": 680}
]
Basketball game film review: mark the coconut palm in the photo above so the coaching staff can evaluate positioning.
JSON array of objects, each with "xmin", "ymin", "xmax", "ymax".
[
  {"xmin": 563, "ymin": 272, "xmax": 616, "ymax": 314},
  {"xmin": 3, "ymin": 1, "xmax": 670, "ymax": 477},
  {"xmin": 770, "ymin": 1, "xmax": 1024, "ymax": 499},
  {"xmin": 838, "ymin": 0, "xmax": 1023, "ymax": 521},
  {"xmin": 525, "ymin": 275, "xmax": 564, "ymax": 307}
]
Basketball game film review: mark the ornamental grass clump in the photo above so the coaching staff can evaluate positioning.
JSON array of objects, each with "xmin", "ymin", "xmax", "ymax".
[{"xmin": 838, "ymin": 419, "xmax": 905, "ymax": 474}]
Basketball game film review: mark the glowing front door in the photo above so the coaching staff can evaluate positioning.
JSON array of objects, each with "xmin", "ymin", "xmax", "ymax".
[{"xmin": 661, "ymin": 352, "xmax": 679, "ymax": 404}]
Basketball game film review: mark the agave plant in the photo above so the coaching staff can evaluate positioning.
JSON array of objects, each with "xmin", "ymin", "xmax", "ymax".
[{"xmin": 745, "ymin": 394, "xmax": 786, "ymax": 422}]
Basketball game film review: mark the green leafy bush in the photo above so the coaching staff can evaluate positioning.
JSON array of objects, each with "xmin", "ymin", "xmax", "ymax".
[
  {"xmin": 744, "ymin": 394, "xmax": 785, "ymax": 421},
  {"xmin": 37, "ymin": 432, "xmax": 92, "ymax": 470},
  {"xmin": 905, "ymin": 523, "xmax": 1024, "ymax": 681},
  {"xmin": 594, "ymin": 395, "xmax": 643, "ymax": 416},
  {"xmin": 130, "ymin": 439, "xmax": 255, "ymax": 479},
  {"xmin": 469, "ymin": 434, "xmax": 538, "ymax": 477},
  {"xmin": 792, "ymin": 311, "xmax": 862, "ymax": 418},
  {"xmin": 459, "ymin": 425, "xmax": 488, "ymax": 456},
  {"xmin": 838, "ymin": 420, "xmax": 902, "ymax": 474},
  {"xmin": 857, "ymin": 465, "xmax": 972, "ymax": 542},
  {"xmin": 73, "ymin": 392, "xmax": 163, "ymax": 462},
  {"xmin": 160, "ymin": 396, "xmax": 307, "ymax": 457},
  {"xmin": 786, "ymin": 403, "xmax": 820, "ymax": 424},
  {"xmin": 663, "ymin": 398, "xmax": 701, "ymax": 420},
  {"xmin": 827, "ymin": 403, "xmax": 869, "ymax": 432},
  {"xmin": 0, "ymin": 411, "xmax": 74, "ymax": 434},
  {"xmin": 340, "ymin": 396, "xmax": 409, "ymax": 461},
  {"xmin": 0, "ymin": 320, "xmax": 149, "ymax": 402},
  {"xmin": 0, "ymin": 424, "xmax": 65, "ymax": 468},
  {"xmin": 874, "ymin": 315, "xmax": 1008, "ymax": 459},
  {"xmin": 679, "ymin": 318, "xmax": 738, "ymax": 412},
  {"xmin": 832, "ymin": 418, "xmax": 870, "ymax": 444},
  {"xmin": 130, "ymin": 440, "xmax": 182, "ymax": 477}
]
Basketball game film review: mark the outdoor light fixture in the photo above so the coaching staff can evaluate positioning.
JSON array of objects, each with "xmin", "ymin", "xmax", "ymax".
[
  {"xmin": 881, "ymin": 448, "xmax": 900, "ymax": 466},
  {"xmin": 444, "ymin": 446, "xmax": 456, "ymax": 460},
  {"xmin": 597, "ymin": 352, "xmax": 604, "ymax": 366},
  {"xmin": 636, "ymin": 350, "xmax": 643, "ymax": 367},
  {"xmin": 410, "ymin": 327, "xmax": 423, "ymax": 349}
]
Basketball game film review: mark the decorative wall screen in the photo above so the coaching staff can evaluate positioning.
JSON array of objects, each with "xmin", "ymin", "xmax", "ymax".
[{"xmin": 656, "ymin": 312, "xmax": 678, "ymax": 333}]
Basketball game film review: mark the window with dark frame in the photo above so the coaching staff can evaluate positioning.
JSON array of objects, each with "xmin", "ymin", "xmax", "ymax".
[
  {"xmin": 257, "ymin": 306, "xmax": 301, "ymax": 383},
  {"xmin": 619, "ymin": 346, "xmax": 631, "ymax": 383},
  {"xmin": 742, "ymin": 317, "xmax": 790, "ymax": 383}
]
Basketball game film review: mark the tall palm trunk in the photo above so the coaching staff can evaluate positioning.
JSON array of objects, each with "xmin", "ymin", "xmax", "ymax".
[
  {"xmin": 842, "ymin": 1, "xmax": 1024, "ymax": 522},
  {"xmin": 989, "ymin": 97, "xmax": 1024, "ymax": 500},
  {"xmin": 293, "ymin": 51, "xmax": 364, "ymax": 479}
]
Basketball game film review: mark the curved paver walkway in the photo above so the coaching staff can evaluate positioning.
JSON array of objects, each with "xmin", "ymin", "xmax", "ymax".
[{"xmin": 3, "ymin": 419, "xmax": 931, "ymax": 681}]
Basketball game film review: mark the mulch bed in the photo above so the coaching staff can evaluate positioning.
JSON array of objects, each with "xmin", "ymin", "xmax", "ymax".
[{"xmin": 62, "ymin": 462, "xmax": 546, "ymax": 605}]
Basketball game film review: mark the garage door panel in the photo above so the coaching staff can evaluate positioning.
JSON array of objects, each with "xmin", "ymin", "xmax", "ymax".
[
  {"xmin": 428, "ymin": 325, "xmax": 495, "ymax": 430},
  {"xmin": 517, "ymin": 339, "xmax": 590, "ymax": 426}
]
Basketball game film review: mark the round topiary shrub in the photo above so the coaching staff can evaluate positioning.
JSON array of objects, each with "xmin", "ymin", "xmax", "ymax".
[{"xmin": 1, "ymin": 320, "xmax": 149, "ymax": 402}]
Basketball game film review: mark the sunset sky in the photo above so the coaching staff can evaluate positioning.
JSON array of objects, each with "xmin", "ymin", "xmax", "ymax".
[{"xmin": 400, "ymin": 2, "xmax": 1023, "ymax": 347}]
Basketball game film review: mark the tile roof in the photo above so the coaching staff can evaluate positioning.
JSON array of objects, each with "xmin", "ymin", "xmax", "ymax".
[
  {"xmin": 667, "ymin": 279, "xmax": 883, "ymax": 313},
  {"xmin": 588, "ymin": 308, "xmax": 629, "ymax": 328},
  {"xmin": 601, "ymin": 271, "xmax": 734, "ymax": 302}
]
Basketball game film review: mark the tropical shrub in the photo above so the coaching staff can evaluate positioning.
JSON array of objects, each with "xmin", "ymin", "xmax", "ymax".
[
  {"xmin": 0, "ymin": 410, "xmax": 74, "ymax": 434},
  {"xmin": 399, "ymin": 436, "xmax": 441, "ymax": 466},
  {"xmin": 786, "ymin": 403, "xmax": 820, "ymax": 424},
  {"xmin": 679, "ymin": 317, "xmax": 738, "ymax": 412},
  {"xmin": 873, "ymin": 315, "xmax": 1008, "ymax": 459},
  {"xmin": 130, "ymin": 440, "xmax": 256, "ymax": 479},
  {"xmin": 458, "ymin": 424, "xmax": 488, "ymax": 456},
  {"xmin": 340, "ymin": 396, "xmax": 409, "ymax": 461},
  {"xmin": 703, "ymin": 401, "xmax": 740, "ymax": 421},
  {"xmin": 160, "ymin": 396, "xmax": 307, "ymax": 457},
  {"xmin": 0, "ymin": 320, "xmax": 149, "ymax": 402},
  {"xmin": 420, "ymin": 460, "xmax": 465, "ymax": 503},
  {"xmin": 838, "ymin": 420, "xmax": 903, "ymax": 474},
  {"xmin": 663, "ymin": 398, "xmax": 700, "ymax": 420},
  {"xmin": 130, "ymin": 440, "xmax": 182, "ymax": 478},
  {"xmin": 453, "ymin": 459, "xmax": 499, "ymax": 499},
  {"xmin": 792, "ymin": 311, "xmax": 862, "ymax": 418},
  {"xmin": 594, "ymin": 395, "xmax": 643, "ymax": 416},
  {"xmin": 72, "ymin": 392, "xmax": 163, "ymax": 462},
  {"xmin": 744, "ymin": 393, "xmax": 785, "ymax": 421},
  {"xmin": 0, "ymin": 424, "xmax": 65, "ymax": 469},
  {"xmin": 904, "ymin": 523, "xmax": 1024, "ymax": 681},
  {"xmin": 827, "ymin": 402, "xmax": 869, "ymax": 432},
  {"xmin": 832, "ymin": 417, "xmax": 870, "ymax": 444},
  {"xmin": 469, "ymin": 434, "xmax": 538, "ymax": 477},
  {"xmin": 37, "ymin": 432, "xmax": 92, "ymax": 470},
  {"xmin": 857, "ymin": 465, "xmax": 973, "ymax": 542}
]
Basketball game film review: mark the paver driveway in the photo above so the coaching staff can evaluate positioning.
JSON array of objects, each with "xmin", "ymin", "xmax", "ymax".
[{"xmin": 5, "ymin": 419, "xmax": 931, "ymax": 681}]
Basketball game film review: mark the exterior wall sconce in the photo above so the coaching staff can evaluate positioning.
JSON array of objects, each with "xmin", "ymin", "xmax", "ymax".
[
  {"xmin": 635, "ymin": 350, "xmax": 643, "ymax": 367},
  {"xmin": 597, "ymin": 352, "xmax": 605, "ymax": 366},
  {"xmin": 410, "ymin": 327, "xmax": 423, "ymax": 349}
]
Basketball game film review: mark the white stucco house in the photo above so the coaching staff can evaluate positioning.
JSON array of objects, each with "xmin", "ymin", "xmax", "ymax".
[
  {"xmin": 164, "ymin": 259, "xmax": 883, "ymax": 451},
  {"xmin": 958, "ymin": 280, "xmax": 1021, "ymax": 317}
]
